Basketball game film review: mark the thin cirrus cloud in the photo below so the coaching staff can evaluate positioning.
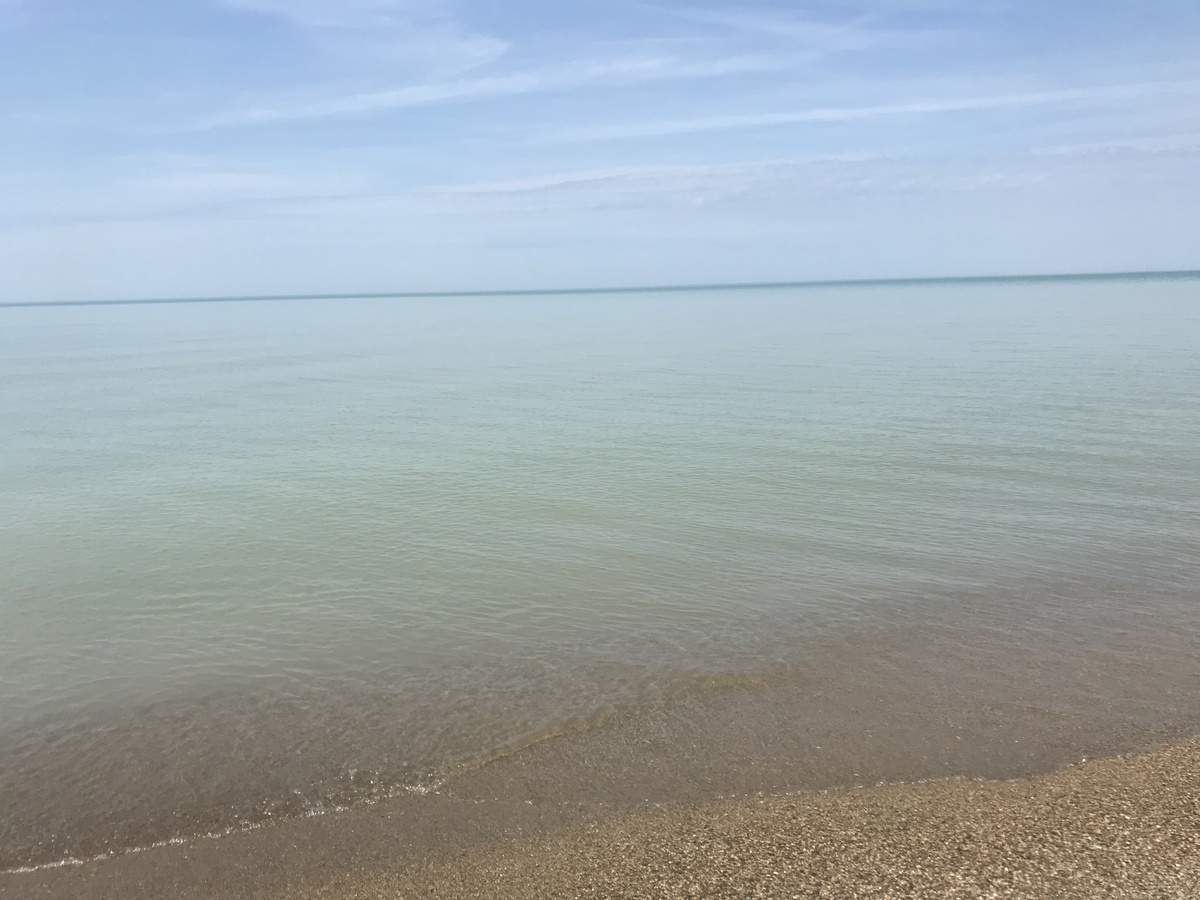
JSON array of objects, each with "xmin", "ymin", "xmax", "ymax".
[
  {"xmin": 191, "ymin": 5, "xmax": 934, "ymax": 129},
  {"xmin": 196, "ymin": 51, "xmax": 788, "ymax": 128},
  {"xmin": 0, "ymin": 166, "xmax": 369, "ymax": 228},
  {"xmin": 219, "ymin": 0, "xmax": 440, "ymax": 29},
  {"xmin": 663, "ymin": 6, "xmax": 943, "ymax": 51},
  {"xmin": 217, "ymin": 0, "xmax": 511, "ymax": 78},
  {"xmin": 550, "ymin": 78, "xmax": 1200, "ymax": 143}
]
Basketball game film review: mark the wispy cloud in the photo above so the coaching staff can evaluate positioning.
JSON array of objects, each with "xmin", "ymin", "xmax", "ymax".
[
  {"xmin": 550, "ymin": 78, "xmax": 1200, "ymax": 143},
  {"xmin": 200, "ymin": 2, "xmax": 930, "ymax": 131},
  {"xmin": 220, "ymin": 0, "xmax": 435, "ymax": 29},
  {"xmin": 212, "ymin": 152, "xmax": 1141, "ymax": 227},
  {"xmin": 0, "ymin": 167, "xmax": 368, "ymax": 227},
  {"xmin": 15, "ymin": 122, "xmax": 1200, "ymax": 231},
  {"xmin": 1, "ymin": 154, "xmax": 1045, "ymax": 229},
  {"xmin": 668, "ymin": 6, "xmax": 946, "ymax": 52},
  {"xmin": 219, "ymin": 0, "xmax": 510, "ymax": 83},
  {"xmin": 197, "ymin": 52, "xmax": 787, "ymax": 128},
  {"xmin": 416, "ymin": 157, "xmax": 880, "ymax": 198},
  {"xmin": 1032, "ymin": 133, "xmax": 1200, "ymax": 157},
  {"xmin": 427, "ymin": 157, "xmax": 1005, "ymax": 199}
]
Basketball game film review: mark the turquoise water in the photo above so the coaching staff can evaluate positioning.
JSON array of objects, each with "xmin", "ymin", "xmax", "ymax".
[{"xmin": 2, "ymin": 275, "xmax": 1199, "ymax": 867}]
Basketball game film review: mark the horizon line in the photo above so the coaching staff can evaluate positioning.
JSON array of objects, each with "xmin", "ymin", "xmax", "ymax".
[{"xmin": 2, "ymin": 268, "xmax": 1198, "ymax": 309}]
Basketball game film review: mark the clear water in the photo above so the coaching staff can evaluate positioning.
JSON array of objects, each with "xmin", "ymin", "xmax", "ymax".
[{"xmin": 1, "ymin": 275, "xmax": 1199, "ymax": 868}]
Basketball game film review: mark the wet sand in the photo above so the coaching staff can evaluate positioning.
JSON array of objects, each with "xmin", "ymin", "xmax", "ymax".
[
  {"xmin": 309, "ymin": 736, "xmax": 1200, "ymax": 900},
  {"xmin": 4, "ymin": 603, "xmax": 1198, "ymax": 899},
  {"xmin": 8, "ymin": 734, "xmax": 1199, "ymax": 899}
]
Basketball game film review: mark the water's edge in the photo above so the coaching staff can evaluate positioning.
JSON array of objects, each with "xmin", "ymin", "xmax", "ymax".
[{"xmin": 4, "ymin": 584, "xmax": 1198, "ymax": 884}]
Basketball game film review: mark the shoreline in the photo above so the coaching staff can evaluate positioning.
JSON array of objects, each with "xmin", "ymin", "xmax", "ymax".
[
  {"xmin": 4, "ymin": 634, "xmax": 1198, "ymax": 899},
  {"xmin": 5, "ymin": 588, "xmax": 1198, "ymax": 897},
  {"xmin": 5, "ymin": 586, "xmax": 1199, "ymax": 879},
  {"xmin": 307, "ymin": 735, "xmax": 1200, "ymax": 900},
  {"xmin": 7, "ymin": 733, "xmax": 1196, "ymax": 899}
]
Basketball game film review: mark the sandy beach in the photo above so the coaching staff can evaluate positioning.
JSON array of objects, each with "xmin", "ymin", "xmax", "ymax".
[
  {"xmin": 4, "ymin": 649, "xmax": 1197, "ymax": 900},
  {"xmin": 4, "ymin": 607, "xmax": 1199, "ymax": 899},
  {"xmin": 295, "ymin": 737, "xmax": 1200, "ymax": 900}
]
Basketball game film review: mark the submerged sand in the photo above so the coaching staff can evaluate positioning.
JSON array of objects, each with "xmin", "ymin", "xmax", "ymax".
[
  {"xmin": 4, "ymin": 690, "xmax": 1199, "ymax": 900},
  {"xmin": 299, "ymin": 738, "xmax": 1200, "ymax": 900},
  {"xmin": 4, "ymin": 613, "xmax": 1197, "ymax": 899}
]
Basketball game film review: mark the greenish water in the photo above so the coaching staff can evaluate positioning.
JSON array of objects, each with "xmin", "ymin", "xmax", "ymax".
[{"xmin": 1, "ymin": 274, "xmax": 1198, "ymax": 868}]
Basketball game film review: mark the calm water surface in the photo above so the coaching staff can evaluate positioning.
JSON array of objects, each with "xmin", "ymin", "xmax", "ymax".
[{"xmin": 1, "ymin": 275, "xmax": 1198, "ymax": 868}]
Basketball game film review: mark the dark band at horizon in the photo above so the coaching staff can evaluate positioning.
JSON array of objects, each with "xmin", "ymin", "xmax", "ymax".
[{"xmin": 2, "ymin": 268, "xmax": 1198, "ymax": 310}]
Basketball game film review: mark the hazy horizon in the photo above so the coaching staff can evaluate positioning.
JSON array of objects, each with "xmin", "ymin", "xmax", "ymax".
[{"xmin": 3, "ymin": 267, "xmax": 1199, "ymax": 309}]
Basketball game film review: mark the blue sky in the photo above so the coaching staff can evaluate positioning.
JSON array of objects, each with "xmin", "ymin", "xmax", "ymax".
[{"xmin": 2, "ymin": 0, "xmax": 1199, "ymax": 300}]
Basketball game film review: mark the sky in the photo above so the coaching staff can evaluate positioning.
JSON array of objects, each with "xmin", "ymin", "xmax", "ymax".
[{"xmin": 1, "ymin": 0, "xmax": 1199, "ymax": 301}]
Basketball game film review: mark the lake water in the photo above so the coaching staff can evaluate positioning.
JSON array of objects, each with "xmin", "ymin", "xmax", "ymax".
[{"xmin": 2, "ymin": 274, "xmax": 1199, "ymax": 870}]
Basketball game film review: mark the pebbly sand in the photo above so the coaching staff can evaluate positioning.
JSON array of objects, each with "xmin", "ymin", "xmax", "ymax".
[
  {"xmin": 4, "ymin": 612, "xmax": 1197, "ymax": 900},
  {"xmin": 297, "ymin": 737, "xmax": 1200, "ymax": 900}
]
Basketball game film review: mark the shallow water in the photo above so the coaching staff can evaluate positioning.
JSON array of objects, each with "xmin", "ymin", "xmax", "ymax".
[{"xmin": 2, "ymin": 274, "xmax": 1198, "ymax": 869}]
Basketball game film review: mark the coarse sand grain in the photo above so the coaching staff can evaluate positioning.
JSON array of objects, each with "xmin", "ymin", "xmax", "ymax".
[{"xmin": 300, "ymin": 738, "xmax": 1200, "ymax": 900}]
